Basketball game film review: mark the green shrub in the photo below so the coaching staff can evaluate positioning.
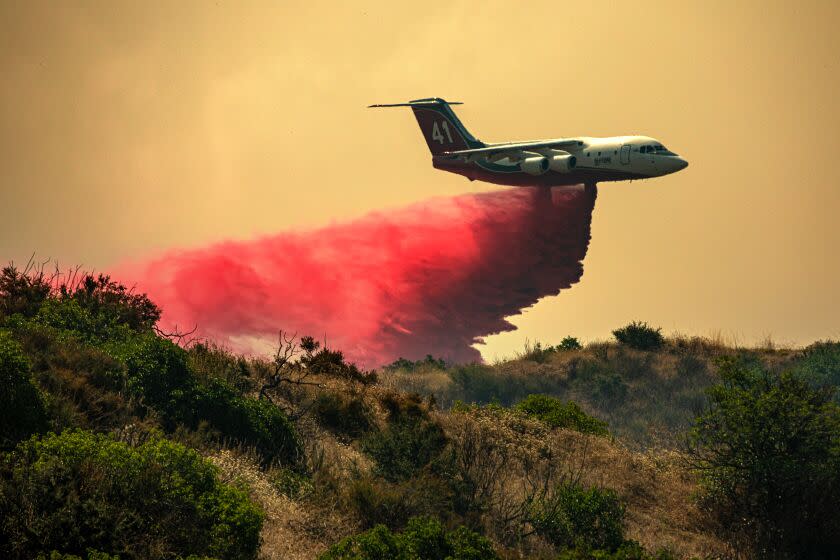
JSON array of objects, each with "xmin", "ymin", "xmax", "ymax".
[
  {"xmin": 790, "ymin": 340, "xmax": 840, "ymax": 402},
  {"xmin": 300, "ymin": 337, "xmax": 377, "ymax": 385},
  {"xmin": 313, "ymin": 390, "xmax": 374, "ymax": 439},
  {"xmin": 32, "ymin": 298, "xmax": 110, "ymax": 342},
  {"xmin": 29, "ymin": 337, "xmax": 134, "ymax": 432},
  {"xmin": 379, "ymin": 391, "xmax": 429, "ymax": 422},
  {"xmin": 271, "ymin": 467, "xmax": 313, "ymax": 499},
  {"xmin": 529, "ymin": 482, "xmax": 626, "ymax": 551},
  {"xmin": 384, "ymin": 355, "xmax": 447, "ymax": 372},
  {"xmin": 361, "ymin": 419, "xmax": 448, "ymax": 482},
  {"xmin": 690, "ymin": 357, "xmax": 840, "ymax": 557},
  {"xmin": 8, "ymin": 273, "xmax": 161, "ymax": 344},
  {"xmin": 106, "ymin": 333, "xmax": 196, "ymax": 426},
  {"xmin": 0, "ymin": 265, "xmax": 52, "ymax": 320},
  {"xmin": 59, "ymin": 274, "xmax": 160, "ymax": 334},
  {"xmin": 515, "ymin": 395, "xmax": 608, "ymax": 436},
  {"xmin": 520, "ymin": 341, "xmax": 557, "ymax": 363},
  {"xmin": 197, "ymin": 379, "xmax": 301, "ymax": 465},
  {"xmin": 612, "ymin": 322, "xmax": 664, "ymax": 351},
  {"xmin": 0, "ymin": 330, "xmax": 48, "ymax": 448},
  {"xmin": 188, "ymin": 341, "xmax": 254, "ymax": 393},
  {"xmin": 520, "ymin": 337, "xmax": 581, "ymax": 361},
  {"xmin": 591, "ymin": 372, "xmax": 628, "ymax": 406},
  {"xmin": 109, "ymin": 334, "xmax": 301, "ymax": 465},
  {"xmin": 319, "ymin": 516, "xmax": 498, "ymax": 560},
  {"xmin": 344, "ymin": 475, "xmax": 453, "ymax": 531},
  {"xmin": 558, "ymin": 336, "xmax": 583, "ymax": 351},
  {"xmin": 0, "ymin": 430, "xmax": 263, "ymax": 559}
]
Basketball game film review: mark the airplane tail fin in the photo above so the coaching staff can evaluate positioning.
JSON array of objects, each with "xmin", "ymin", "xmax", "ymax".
[{"xmin": 369, "ymin": 98, "xmax": 484, "ymax": 155}]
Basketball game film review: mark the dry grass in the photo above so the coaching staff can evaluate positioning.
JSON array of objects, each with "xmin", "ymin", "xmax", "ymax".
[
  {"xmin": 209, "ymin": 439, "xmax": 362, "ymax": 560},
  {"xmin": 206, "ymin": 337, "xmax": 813, "ymax": 559},
  {"xmin": 439, "ymin": 406, "xmax": 729, "ymax": 558},
  {"xmin": 558, "ymin": 432, "xmax": 729, "ymax": 558}
]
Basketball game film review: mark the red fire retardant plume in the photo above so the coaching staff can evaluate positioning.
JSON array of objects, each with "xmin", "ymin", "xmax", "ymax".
[{"xmin": 117, "ymin": 186, "xmax": 597, "ymax": 368}]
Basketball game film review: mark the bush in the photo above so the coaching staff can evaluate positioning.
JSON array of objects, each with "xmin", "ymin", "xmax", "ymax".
[
  {"xmin": 558, "ymin": 336, "xmax": 583, "ymax": 351},
  {"xmin": 105, "ymin": 334, "xmax": 301, "ymax": 465},
  {"xmin": 361, "ymin": 419, "xmax": 448, "ymax": 482},
  {"xmin": 612, "ymin": 322, "xmax": 664, "ymax": 351},
  {"xmin": 188, "ymin": 341, "xmax": 254, "ymax": 393},
  {"xmin": 300, "ymin": 337, "xmax": 377, "ymax": 385},
  {"xmin": 59, "ymin": 274, "xmax": 160, "ymax": 334},
  {"xmin": 32, "ymin": 298, "xmax": 133, "ymax": 345},
  {"xmin": 106, "ymin": 333, "xmax": 196, "ymax": 426},
  {"xmin": 0, "ymin": 265, "xmax": 52, "ymax": 320},
  {"xmin": 520, "ymin": 341, "xmax": 557, "ymax": 364},
  {"xmin": 0, "ymin": 430, "xmax": 263, "ymax": 559},
  {"xmin": 270, "ymin": 467, "xmax": 313, "ymax": 499},
  {"xmin": 514, "ymin": 395, "xmax": 608, "ymax": 436},
  {"xmin": 689, "ymin": 357, "xmax": 840, "ymax": 557},
  {"xmin": 30, "ymin": 337, "xmax": 135, "ymax": 432},
  {"xmin": 591, "ymin": 372, "xmax": 629, "ymax": 406},
  {"xmin": 529, "ymin": 482, "xmax": 626, "ymax": 551},
  {"xmin": 384, "ymin": 355, "xmax": 447, "ymax": 372},
  {"xmin": 3, "ymin": 271, "xmax": 160, "ymax": 343},
  {"xmin": 197, "ymin": 378, "xmax": 301, "ymax": 465},
  {"xmin": 790, "ymin": 340, "xmax": 840, "ymax": 402},
  {"xmin": 0, "ymin": 330, "xmax": 48, "ymax": 448},
  {"xmin": 313, "ymin": 390, "xmax": 374, "ymax": 439},
  {"xmin": 319, "ymin": 516, "xmax": 498, "ymax": 560},
  {"xmin": 343, "ymin": 475, "xmax": 453, "ymax": 530}
]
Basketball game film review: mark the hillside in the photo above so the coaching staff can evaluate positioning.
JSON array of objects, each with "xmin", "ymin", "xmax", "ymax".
[{"xmin": 1, "ymin": 265, "xmax": 838, "ymax": 560}]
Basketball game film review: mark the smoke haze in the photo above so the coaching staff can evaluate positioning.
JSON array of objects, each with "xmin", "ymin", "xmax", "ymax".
[{"xmin": 119, "ymin": 186, "xmax": 597, "ymax": 367}]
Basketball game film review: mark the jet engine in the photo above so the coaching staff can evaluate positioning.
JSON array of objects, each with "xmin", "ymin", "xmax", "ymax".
[
  {"xmin": 548, "ymin": 153, "xmax": 577, "ymax": 173},
  {"xmin": 520, "ymin": 155, "xmax": 549, "ymax": 175}
]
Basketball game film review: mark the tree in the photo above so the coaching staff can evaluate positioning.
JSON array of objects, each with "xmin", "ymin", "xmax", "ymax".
[{"xmin": 689, "ymin": 357, "xmax": 840, "ymax": 558}]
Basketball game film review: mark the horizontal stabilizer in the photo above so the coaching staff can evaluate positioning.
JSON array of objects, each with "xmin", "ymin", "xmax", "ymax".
[
  {"xmin": 369, "ymin": 97, "xmax": 482, "ymax": 154},
  {"xmin": 369, "ymin": 98, "xmax": 463, "ymax": 108}
]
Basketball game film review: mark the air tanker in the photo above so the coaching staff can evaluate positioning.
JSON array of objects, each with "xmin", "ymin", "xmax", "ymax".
[{"xmin": 370, "ymin": 97, "xmax": 688, "ymax": 188}]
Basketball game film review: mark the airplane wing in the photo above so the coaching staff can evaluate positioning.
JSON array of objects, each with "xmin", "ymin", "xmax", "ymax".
[{"xmin": 442, "ymin": 139, "xmax": 582, "ymax": 158}]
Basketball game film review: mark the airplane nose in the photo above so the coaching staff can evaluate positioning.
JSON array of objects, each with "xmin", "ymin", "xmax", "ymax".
[{"xmin": 675, "ymin": 157, "xmax": 688, "ymax": 171}]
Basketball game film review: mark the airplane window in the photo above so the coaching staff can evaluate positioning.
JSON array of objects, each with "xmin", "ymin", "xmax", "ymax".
[
  {"xmin": 587, "ymin": 152, "xmax": 590, "ymax": 156},
  {"xmin": 640, "ymin": 146, "xmax": 646, "ymax": 153},
  {"xmin": 597, "ymin": 152, "xmax": 601, "ymax": 156}
]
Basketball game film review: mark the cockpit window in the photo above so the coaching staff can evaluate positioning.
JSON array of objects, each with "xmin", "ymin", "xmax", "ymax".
[
  {"xmin": 654, "ymin": 144, "xmax": 678, "ymax": 156},
  {"xmin": 641, "ymin": 144, "xmax": 679, "ymax": 156}
]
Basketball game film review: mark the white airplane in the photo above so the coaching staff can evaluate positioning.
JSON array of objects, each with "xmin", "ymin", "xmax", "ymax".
[{"xmin": 370, "ymin": 97, "xmax": 688, "ymax": 188}]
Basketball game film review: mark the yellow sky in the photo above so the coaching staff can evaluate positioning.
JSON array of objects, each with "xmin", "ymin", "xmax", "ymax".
[{"xmin": 1, "ymin": 0, "xmax": 838, "ymax": 358}]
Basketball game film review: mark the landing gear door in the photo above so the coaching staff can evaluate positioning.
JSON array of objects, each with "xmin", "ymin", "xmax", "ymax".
[{"xmin": 620, "ymin": 145, "xmax": 631, "ymax": 165}]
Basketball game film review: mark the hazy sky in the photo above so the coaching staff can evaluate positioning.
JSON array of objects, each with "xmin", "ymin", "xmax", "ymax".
[{"xmin": 1, "ymin": 1, "xmax": 838, "ymax": 358}]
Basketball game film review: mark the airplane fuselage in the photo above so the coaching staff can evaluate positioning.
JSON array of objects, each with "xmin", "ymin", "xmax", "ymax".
[
  {"xmin": 433, "ymin": 136, "xmax": 688, "ymax": 187},
  {"xmin": 369, "ymin": 99, "xmax": 688, "ymax": 188}
]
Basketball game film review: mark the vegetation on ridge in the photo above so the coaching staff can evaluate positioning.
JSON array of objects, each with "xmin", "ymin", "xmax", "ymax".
[{"xmin": 1, "ymin": 262, "xmax": 838, "ymax": 560}]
